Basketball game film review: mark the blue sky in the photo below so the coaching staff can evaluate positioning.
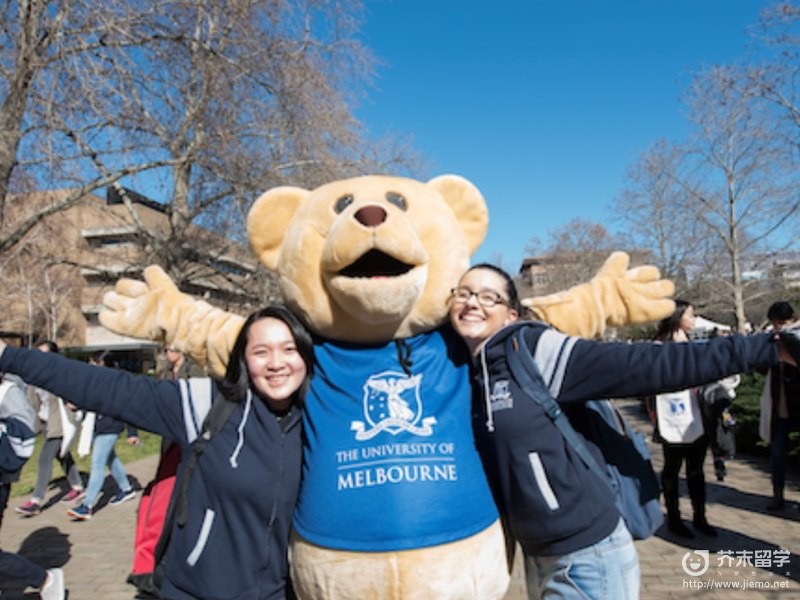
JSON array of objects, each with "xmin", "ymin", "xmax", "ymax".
[{"xmin": 355, "ymin": 1, "xmax": 768, "ymax": 271}]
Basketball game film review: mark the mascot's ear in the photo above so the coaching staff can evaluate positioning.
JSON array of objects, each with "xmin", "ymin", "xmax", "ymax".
[
  {"xmin": 426, "ymin": 175, "xmax": 488, "ymax": 254},
  {"xmin": 247, "ymin": 186, "xmax": 310, "ymax": 270}
]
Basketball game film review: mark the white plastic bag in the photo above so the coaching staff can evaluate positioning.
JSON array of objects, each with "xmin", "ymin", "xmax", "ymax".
[
  {"xmin": 58, "ymin": 398, "xmax": 78, "ymax": 457},
  {"xmin": 77, "ymin": 411, "xmax": 96, "ymax": 458}
]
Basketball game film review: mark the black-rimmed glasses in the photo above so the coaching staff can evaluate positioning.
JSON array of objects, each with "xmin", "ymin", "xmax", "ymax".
[{"xmin": 450, "ymin": 286, "xmax": 509, "ymax": 308}]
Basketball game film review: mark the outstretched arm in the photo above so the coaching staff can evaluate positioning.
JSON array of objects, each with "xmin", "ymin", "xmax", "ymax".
[
  {"xmin": 0, "ymin": 342, "xmax": 191, "ymax": 442},
  {"xmin": 99, "ymin": 266, "xmax": 245, "ymax": 377},
  {"xmin": 519, "ymin": 327, "xmax": 783, "ymax": 404},
  {"xmin": 522, "ymin": 252, "xmax": 675, "ymax": 338}
]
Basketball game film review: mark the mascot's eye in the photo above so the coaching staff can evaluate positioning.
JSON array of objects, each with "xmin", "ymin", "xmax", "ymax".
[
  {"xmin": 334, "ymin": 194, "xmax": 354, "ymax": 213},
  {"xmin": 385, "ymin": 192, "xmax": 407, "ymax": 211}
]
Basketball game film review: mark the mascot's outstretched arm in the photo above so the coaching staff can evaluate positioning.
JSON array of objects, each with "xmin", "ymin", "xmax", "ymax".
[
  {"xmin": 523, "ymin": 251, "xmax": 675, "ymax": 339},
  {"xmin": 99, "ymin": 265, "xmax": 243, "ymax": 377}
]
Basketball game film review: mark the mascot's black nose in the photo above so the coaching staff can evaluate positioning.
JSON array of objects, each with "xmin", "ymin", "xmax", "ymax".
[{"xmin": 354, "ymin": 205, "xmax": 387, "ymax": 227}]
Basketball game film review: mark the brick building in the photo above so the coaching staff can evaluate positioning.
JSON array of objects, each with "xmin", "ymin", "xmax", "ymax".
[{"xmin": 0, "ymin": 187, "xmax": 262, "ymax": 371}]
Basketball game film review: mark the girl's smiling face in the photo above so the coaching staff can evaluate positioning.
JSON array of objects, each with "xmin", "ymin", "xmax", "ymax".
[
  {"xmin": 245, "ymin": 317, "xmax": 307, "ymax": 412},
  {"xmin": 449, "ymin": 267, "xmax": 518, "ymax": 356}
]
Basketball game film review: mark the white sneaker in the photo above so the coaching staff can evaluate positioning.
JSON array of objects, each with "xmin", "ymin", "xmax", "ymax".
[{"xmin": 40, "ymin": 568, "xmax": 65, "ymax": 600}]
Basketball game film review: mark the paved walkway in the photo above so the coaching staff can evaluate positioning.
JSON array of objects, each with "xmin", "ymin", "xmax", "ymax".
[{"xmin": 1, "ymin": 400, "xmax": 798, "ymax": 599}]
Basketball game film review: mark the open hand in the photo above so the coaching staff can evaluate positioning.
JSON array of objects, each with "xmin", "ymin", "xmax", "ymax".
[{"xmin": 100, "ymin": 266, "xmax": 184, "ymax": 341}]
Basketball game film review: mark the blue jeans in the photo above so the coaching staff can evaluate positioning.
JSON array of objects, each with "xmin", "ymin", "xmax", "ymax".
[
  {"xmin": 524, "ymin": 518, "xmax": 640, "ymax": 600},
  {"xmin": 84, "ymin": 433, "xmax": 131, "ymax": 507}
]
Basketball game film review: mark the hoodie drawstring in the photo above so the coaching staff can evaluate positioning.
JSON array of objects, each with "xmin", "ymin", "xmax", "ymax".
[
  {"xmin": 229, "ymin": 390, "xmax": 252, "ymax": 468},
  {"xmin": 394, "ymin": 339, "xmax": 414, "ymax": 376},
  {"xmin": 479, "ymin": 346, "xmax": 495, "ymax": 433}
]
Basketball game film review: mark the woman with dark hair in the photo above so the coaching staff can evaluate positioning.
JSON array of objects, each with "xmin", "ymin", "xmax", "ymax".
[
  {"xmin": 220, "ymin": 306, "xmax": 314, "ymax": 405},
  {"xmin": 0, "ymin": 304, "xmax": 313, "ymax": 600},
  {"xmin": 448, "ymin": 265, "xmax": 793, "ymax": 600},
  {"xmin": 651, "ymin": 300, "xmax": 716, "ymax": 538},
  {"xmin": 66, "ymin": 351, "xmax": 140, "ymax": 521}
]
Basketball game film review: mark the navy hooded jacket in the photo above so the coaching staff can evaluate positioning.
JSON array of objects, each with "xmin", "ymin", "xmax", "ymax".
[
  {"xmin": 0, "ymin": 346, "xmax": 302, "ymax": 600},
  {"xmin": 472, "ymin": 322, "xmax": 777, "ymax": 557}
]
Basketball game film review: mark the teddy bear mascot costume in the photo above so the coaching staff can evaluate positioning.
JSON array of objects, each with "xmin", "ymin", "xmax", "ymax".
[{"xmin": 100, "ymin": 174, "xmax": 674, "ymax": 599}]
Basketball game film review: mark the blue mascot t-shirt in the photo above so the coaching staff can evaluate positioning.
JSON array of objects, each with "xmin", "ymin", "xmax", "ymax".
[{"xmin": 293, "ymin": 327, "xmax": 499, "ymax": 551}]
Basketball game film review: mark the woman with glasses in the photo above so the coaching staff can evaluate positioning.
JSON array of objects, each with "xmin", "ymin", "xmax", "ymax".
[{"xmin": 448, "ymin": 263, "xmax": 794, "ymax": 600}]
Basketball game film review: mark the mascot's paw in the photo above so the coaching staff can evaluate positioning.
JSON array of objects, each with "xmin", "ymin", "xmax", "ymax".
[
  {"xmin": 593, "ymin": 251, "xmax": 675, "ymax": 327},
  {"xmin": 522, "ymin": 252, "xmax": 675, "ymax": 339},
  {"xmin": 101, "ymin": 264, "xmax": 244, "ymax": 376},
  {"xmin": 99, "ymin": 266, "xmax": 185, "ymax": 342}
]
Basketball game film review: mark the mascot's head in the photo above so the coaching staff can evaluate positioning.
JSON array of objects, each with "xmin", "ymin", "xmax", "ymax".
[{"xmin": 247, "ymin": 175, "xmax": 488, "ymax": 342}]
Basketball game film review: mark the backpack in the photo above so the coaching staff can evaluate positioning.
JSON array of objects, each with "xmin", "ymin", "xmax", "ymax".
[
  {"xmin": 0, "ymin": 378, "xmax": 37, "ymax": 474},
  {"xmin": 127, "ymin": 441, "xmax": 182, "ymax": 599},
  {"xmin": 504, "ymin": 323, "xmax": 664, "ymax": 540},
  {"xmin": 128, "ymin": 378, "xmax": 238, "ymax": 599}
]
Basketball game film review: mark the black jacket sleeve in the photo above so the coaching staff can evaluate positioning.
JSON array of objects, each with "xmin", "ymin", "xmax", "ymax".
[
  {"xmin": 0, "ymin": 346, "xmax": 189, "ymax": 443},
  {"xmin": 553, "ymin": 332, "xmax": 778, "ymax": 403}
]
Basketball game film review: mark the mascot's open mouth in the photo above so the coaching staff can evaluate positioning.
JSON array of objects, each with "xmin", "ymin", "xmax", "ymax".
[{"xmin": 339, "ymin": 250, "xmax": 414, "ymax": 279}]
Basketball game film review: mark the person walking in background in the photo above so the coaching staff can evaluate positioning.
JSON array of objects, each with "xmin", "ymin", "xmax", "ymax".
[
  {"xmin": 161, "ymin": 347, "xmax": 204, "ymax": 381},
  {"xmin": 66, "ymin": 351, "xmax": 140, "ymax": 521},
  {"xmin": 16, "ymin": 341, "xmax": 84, "ymax": 517},
  {"xmin": 0, "ymin": 371, "xmax": 66, "ymax": 599},
  {"xmin": 652, "ymin": 300, "xmax": 717, "ymax": 538},
  {"xmin": 700, "ymin": 373, "xmax": 740, "ymax": 482},
  {"xmin": 761, "ymin": 301, "xmax": 800, "ymax": 511}
]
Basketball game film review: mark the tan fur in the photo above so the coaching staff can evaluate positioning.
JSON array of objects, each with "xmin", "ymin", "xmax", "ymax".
[
  {"xmin": 290, "ymin": 521, "xmax": 509, "ymax": 600},
  {"xmin": 524, "ymin": 251, "xmax": 675, "ymax": 338},
  {"xmin": 247, "ymin": 175, "xmax": 487, "ymax": 341}
]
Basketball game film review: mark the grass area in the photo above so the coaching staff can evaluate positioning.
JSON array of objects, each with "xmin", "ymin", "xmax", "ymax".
[{"xmin": 11, "ymin": 430, "xmax": 162, "ymax": 498}]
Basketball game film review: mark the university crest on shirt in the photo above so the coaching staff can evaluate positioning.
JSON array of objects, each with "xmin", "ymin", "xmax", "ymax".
[{"xmin": 351, "ymin": 370, "xmax": 437, "ymax": 440}]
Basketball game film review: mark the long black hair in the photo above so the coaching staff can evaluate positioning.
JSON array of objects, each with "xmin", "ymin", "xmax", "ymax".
[
  {"xmin": 218, "ymin": 304, "xmax": 314, "ymax": 406},
  {"xmin": 654, "ymin": 299, "xmax": 692, "ymax": 342},
  {"xmin": 464, "ymin": 263, "xmax": 524, "ymax": 314}
]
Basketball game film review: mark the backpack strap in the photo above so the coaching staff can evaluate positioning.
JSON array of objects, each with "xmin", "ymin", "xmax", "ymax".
[
  {"xmin": 504, "ymin": 325, "xmax": 608, "ymax": 484},
  {"xmin": 154, "ymin": 379, "xmax": 238, "ymax": 565},
  {"xmin": 175, "ymin": 382, "xmax": 238, "ymax": 527}
]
